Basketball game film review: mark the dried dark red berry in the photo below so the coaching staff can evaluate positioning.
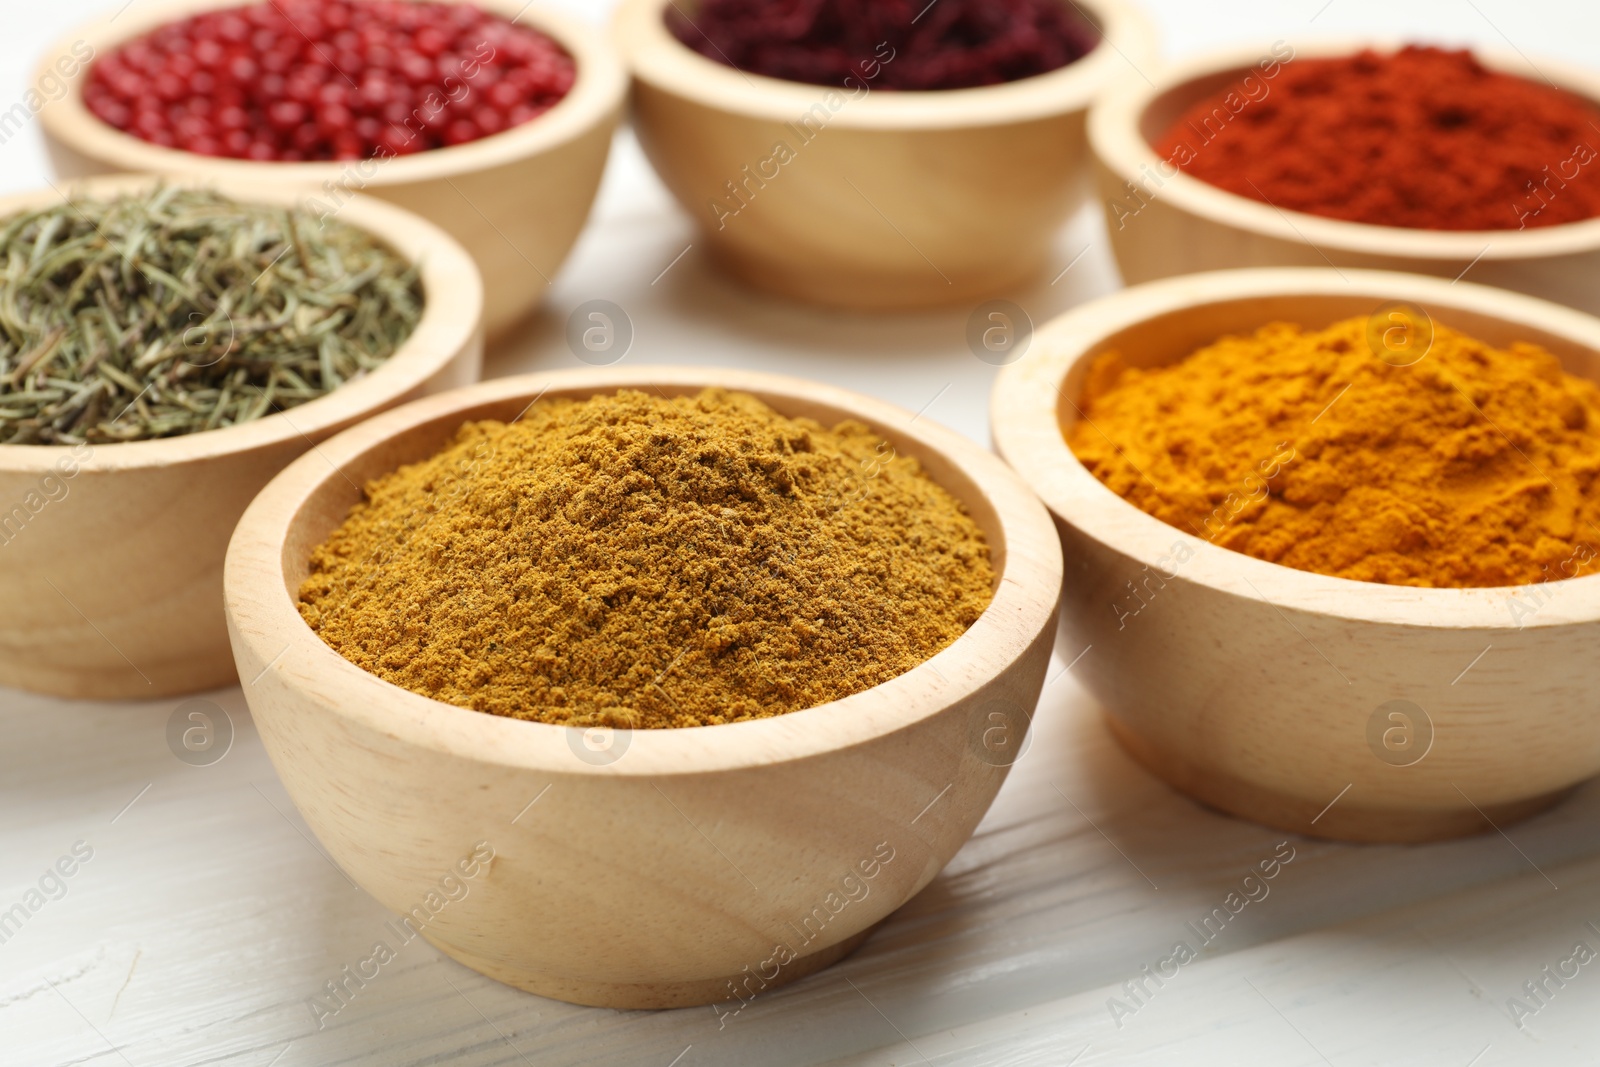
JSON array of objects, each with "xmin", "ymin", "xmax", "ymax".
[{"xmin": 667, "ymin": 0, "xmax": 1100, "ymax": 91}]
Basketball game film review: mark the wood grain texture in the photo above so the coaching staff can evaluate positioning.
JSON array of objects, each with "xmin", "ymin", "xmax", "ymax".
[
  {"xmin": 992, "ymin": 268, "xmax": 1600, "ymax": 842},
  {"xmin": 34, "ymin": 0, "xmax": 625, "ymax": 341},
  {"xmin": 222, "ymin": 367, "xmax": 1064, "ymax": 1008},
  {"xmin": 0, "ymin": 174, "xmax": 484, "ymax": 701},
  {"xmin": 4, "ymin": 659, "xmax": 1598, "ymax": 1066},
  {"xmin": 612, "ymin": 0, "xmax": 1157, "ymax": 309},
  {"xmin": 1088, "ymin": 41, "xmax": 1600, "ymax": 313}
]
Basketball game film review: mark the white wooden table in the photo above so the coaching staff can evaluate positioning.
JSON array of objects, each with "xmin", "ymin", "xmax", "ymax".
[{"xmin": 5, "ymin": 2, "xmax": 1600, "ymax": 1064}]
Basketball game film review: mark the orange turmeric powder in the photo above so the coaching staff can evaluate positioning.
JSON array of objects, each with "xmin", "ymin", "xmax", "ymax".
[{"xmin": 1067, "ymin": 316, "xmax": 1600, "ymax": 588}]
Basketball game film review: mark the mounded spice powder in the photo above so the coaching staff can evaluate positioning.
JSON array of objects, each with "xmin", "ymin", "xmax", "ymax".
[
  {"xmin": 1154, "ymin": 46, "xmax": 1600, "ymax": 231},
  {"xmin": 300, "ymin": 388, "xmax": 995, "ymax": 727},
  {"xmin": 1068, "ymin": 316, "xmax": 1600, "ymax": 588}
]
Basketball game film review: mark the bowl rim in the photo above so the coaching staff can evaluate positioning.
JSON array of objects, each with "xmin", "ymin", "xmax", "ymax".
[
  {"xmin": 610, "ymin": 0, "xmax": 1158, "ymax": 130},
  {"xmin": 0, "ymin": 172, "xmax": 483, "ymax": 473},
  {"xmin": 35, "ymin": 0, "xmax": 627, "ymax": 186},
  {"xmin": 225, "ymin": 366, "xmax": 1064, "ymax": 777},
  {"xmin": 1088, "ymin": 39, "xmax": 1600, "ymax": 258},
  {"xmin": 990, "ymin": 266, "xmax": 1600, "ymax": 628}
]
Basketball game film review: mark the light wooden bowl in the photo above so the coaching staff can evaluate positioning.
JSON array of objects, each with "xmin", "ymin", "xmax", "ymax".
[
  {"xmin": 0, "ymin": 175, "xmax": 483, "ymax": 700},
  {"xmin": 224, "ymin": 366, "xmax": 1062, "ymax": 1008},
  {"xmin": 36, "ymin": 0, "xmax": 624, "ymax": 342},
  {"xmin": 612, "ymin": 0, "xmax": 1156, "ymax": 310},
  {"xmin": 992, "ymin": 268, "xmax": 1600, "ymax": 844},
  {"xmin": 1089, "ymin": 42, "xmax": 1600, "ymax": 314}
]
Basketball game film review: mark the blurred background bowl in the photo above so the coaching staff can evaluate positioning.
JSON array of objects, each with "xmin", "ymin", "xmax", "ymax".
[
  {"xmin": 224, "ymin": 366, "xmax": 1061, "ymax": 1008},
  {"xmin": 992, "ymin": 267, "xmax": 1600, "ymax": 843},
  {"xmin": 1089, "ymin": 41, "xmax": 1600, "ymax": 314},
  {"xmin": 36, "ymin": 0, "xmax": 624, "ymax": 342},
  {"xmin": 612, "ymin": 0, "xmax": 1157, "ymax": 310},
  {"xmin": 0, "ymin": 174, "xmax": 483, "ymax": 700}
]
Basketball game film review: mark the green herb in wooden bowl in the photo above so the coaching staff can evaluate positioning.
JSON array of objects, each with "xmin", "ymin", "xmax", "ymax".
[{"xmin": 0, "ymin": 185, "xmax": 422, "ymax": 445}]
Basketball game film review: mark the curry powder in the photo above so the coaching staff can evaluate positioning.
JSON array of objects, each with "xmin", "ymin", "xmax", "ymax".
[
  {"xmin": 299, "ymin": 388, "xmax": 995, "ymax": 727},
  {"xmin": 1068, "ymin": 316, "xmax": 1600, "ymax": 588}
]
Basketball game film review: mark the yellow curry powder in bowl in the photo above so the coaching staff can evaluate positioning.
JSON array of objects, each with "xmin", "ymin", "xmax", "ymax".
[
  {"xmin": 298, "ymin": 388, "xmax": 995, "ymax": 727},
  {"xmin": 1067, "ymin": 316, "xmax": 1600, "ymax": 588}
]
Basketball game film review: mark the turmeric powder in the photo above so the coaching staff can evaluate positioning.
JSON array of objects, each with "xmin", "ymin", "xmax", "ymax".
[
  {"xmin": 1067, "ymin": 316, "xmax": 1600, "ymax": 588},
  {"xmin": 299, "ymin": 388, "xmax": 995, "ymax": 727}
]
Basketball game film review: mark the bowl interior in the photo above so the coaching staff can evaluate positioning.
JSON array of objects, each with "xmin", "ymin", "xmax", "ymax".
[
  {"xmin": 281, "ymin": 383, "xmax": 1008, "ymax": 608},
  {"xmin": 0, "ymin": 174, "xmax": 482, "ymax": 472},
  {"xmin": 1056, "ymin": 291, "xmax": 1600, "ymax": 432},
  {"xmin": 1106, "ymin": 44, "xmax": 1600, "ymax": 261},
  {"xmin": 1132, "ymin": 48, "xmax": 1600, "ymax": 200},
  {"xmin": 1136, "ymin": 64, "xmax": 1256, "ymax": 147},
  {"xmin": 47, "ymin": 0, "xmax": 623, "ymax": 183},
  {"xmin": 618, "ymin": 0, "xmax": 1145, "ymax": 131}
]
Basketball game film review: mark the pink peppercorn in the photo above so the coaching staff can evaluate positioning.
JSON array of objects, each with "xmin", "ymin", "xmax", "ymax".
[{"xmin": 84, "ymin": 0, "xmax": 576, "ymax": 161}]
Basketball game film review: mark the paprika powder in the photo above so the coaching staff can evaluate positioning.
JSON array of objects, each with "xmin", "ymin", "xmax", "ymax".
[{"xmin": 1154, "ymin": 47, "xmax": 1600, "ymax": 231}]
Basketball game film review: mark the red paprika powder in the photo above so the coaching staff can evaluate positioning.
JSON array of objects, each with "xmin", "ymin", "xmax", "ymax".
[
  {"xmin": 668, "ymin": 0, "xmax": 1099, "ymax": 91},
  {"xmin": 1154, "ymin": 46, "xmax": 1600, "ymax": 231},
  {"xmin": 85, "ymin": 0, "xmax": 575, "ymax": 162}
]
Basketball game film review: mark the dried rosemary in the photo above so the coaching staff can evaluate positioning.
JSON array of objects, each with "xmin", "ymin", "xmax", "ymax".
[{"xmin": 0, "ymin": 186, "xmax": 423, "ymax": 445}]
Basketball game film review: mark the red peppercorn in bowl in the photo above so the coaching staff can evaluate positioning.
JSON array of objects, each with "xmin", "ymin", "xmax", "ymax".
[
  {"xmin": 1088, "ymin": 40, "xmax": 1600, "ymax": 317},
  {"xmin": 612, "ymin": 0, "xmax": 1157, "ymax": 310},
  {"xmin": 38, "ymin": 0, "xmax": 626, "ymax": 340},
  {"xmin": 83, "ymin": 0, "xmax": 577, "ymax": 161}
]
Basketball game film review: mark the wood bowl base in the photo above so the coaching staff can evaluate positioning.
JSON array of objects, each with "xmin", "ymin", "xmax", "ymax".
[
  {"xmin": 1104, "ymin": 713, "xmax": 1575, "ymax": 844},
  {"xmin": 421, "ymin": 923, "xmax": 878, "ymax": 1009},
  {"xmin": 706, "ymin": 241, "xmax": 1047, "ymax": 312},
  {"xmin": 0, "ymin": 648, "xmax": 238, "ymax": 701}
]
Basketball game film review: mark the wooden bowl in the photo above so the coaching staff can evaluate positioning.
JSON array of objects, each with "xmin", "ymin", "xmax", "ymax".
[
  {"xmin": 612, "ymin": 0, "xmax": 1156, "ymax": 310},
  {"xmin": 991, "ymin": 267, "xmax": 1600, "ymax": 843},
  {"xmin": 0, "ymin": 175, "xmax": 483, "ymax": 700},
  {"xmin": 223, "ymin": 367, "xmax": 1062, "ymax": 1009},
  {"xmin": 1089, "ymin": 42, "xmax": 1600, "ymax": 314},
  {"xmin": 36, "ymin": 0, "xmax": 624, "ymax": 342}
]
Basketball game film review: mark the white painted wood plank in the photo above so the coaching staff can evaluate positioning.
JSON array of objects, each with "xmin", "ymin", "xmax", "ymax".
[
  {"xmin": 5, "ymin": 654, "xmax": 1597, "ymax": 1065},
  {"xmin": 817, "ymin": 856, "xmax": 1600, "ymax": 1067}
]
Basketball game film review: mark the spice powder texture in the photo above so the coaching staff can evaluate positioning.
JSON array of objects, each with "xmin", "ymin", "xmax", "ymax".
[
  {"xmin": 1067, "ymin": 317, "xmax": 1600, "ymax": 588},
  {"xmin": 1154, "ymin": 46, "xmax": 1600, "ymax": 231},
  {"xmin": 299, "ymin": 389, "xmax": 995, "ymax": 727}
]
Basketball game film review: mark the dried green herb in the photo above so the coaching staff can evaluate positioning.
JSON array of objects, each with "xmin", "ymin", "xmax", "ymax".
[{"xmin": 0, "ymin": 186, "xmax": 423, "ymax": 445}]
